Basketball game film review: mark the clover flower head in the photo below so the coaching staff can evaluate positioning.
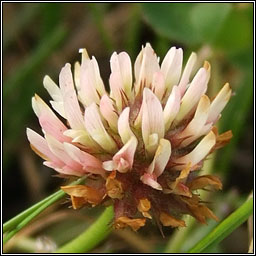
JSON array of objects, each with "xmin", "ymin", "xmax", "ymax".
[{"xmin": 27, "ymin": 43, "xmax": 232, "ymax": 231}]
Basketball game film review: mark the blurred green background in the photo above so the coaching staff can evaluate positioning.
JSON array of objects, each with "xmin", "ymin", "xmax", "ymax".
[{"xmin": 3, "ymin": 2, "xmax": 253, "ymax": 253}]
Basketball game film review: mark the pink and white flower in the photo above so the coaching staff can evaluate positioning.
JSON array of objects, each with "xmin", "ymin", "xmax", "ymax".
[{"xmin": 27, "ymin": 43, "xmax": 232, "ymax": 230}]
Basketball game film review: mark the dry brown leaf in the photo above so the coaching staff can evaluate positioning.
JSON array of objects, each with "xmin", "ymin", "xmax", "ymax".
[
  {"xmin": 189, "ymin": 204, "xmax": 218, "ymax": 224},
  {"xmin": 115, "ymin": 216, "xmax": 146, "ymax": 231},
  {"xmin": 105, "ymin": 171, "xmax": 124, "ymax": 199},
  {"xmin": 71, "ymin": 195, "xmax": 87, "ymax": 210},
  {"xmin": 137, "ymin": 198, "xmax": 152, "ymax": 219},
  {"xmin": 61, "ymin": 185, "xmax": 104, "ymax": 206},
  {"xmin": 211, "ymin": 127, "xmax": 232, "ymax": 151},
  {"xmin": 187, "ymin": 175, "xmax": 222, "ymax": 191},
  {"xmin": 167, "ymin": 163, "xmax": 192, "ymax": 197},
  {"xmin": 159, "ymin": 212, "xmax": 186, "ymax": 227}
]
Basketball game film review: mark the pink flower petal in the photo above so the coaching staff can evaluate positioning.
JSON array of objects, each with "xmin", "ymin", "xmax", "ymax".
[
  {"xmin": 59, "ymin": 63, "xmax": 84, "ymax": 130},
  {"xmin": 103, "ymin": 136, "xmax": 138, "ymax": 173},
  {"xmin": 45, "ymin": 134, "xmax": 82, "ymax": 171},
  {"xmin": 26, "ymin": 128, "xmax": 64, "ymax": 166},
  {"xmin": 43, "ymin": 161, "xmax": 83, "ymax": 176},
  {"xmin": 32, "ymin": 94, "xmax": 70, "ymax": 142},
  {"xmin": 140, "ymin": 173, "xmax": 162, "ymax": 190},
  {"xmin": 63, "ymin": 143, "xmax": 105, "ymax": 176}
]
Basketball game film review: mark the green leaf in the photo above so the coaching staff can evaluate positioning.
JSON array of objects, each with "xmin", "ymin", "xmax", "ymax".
[
  {"xmin": 54, "ymin": 206, "xmax": 114, "ymax": 253},
  {"xmin": 142, "ymin": 3, "xmax": 232, "ymax": 46},
  {"xmin": 3, "ymin": 176, "xmax": 86, "ymax": 244},
  {"xmin": 142, "ymin": 3, "xmax": 200, "ymax": 45},
  {"xmin": 190, "ymin": 3, "xmax": 231, "ymax": 43},
  {"xmin": 214, "ymin": 5, "xmax": 253, "ymax": 53},
  {"xmin": 187, "ymin": 196, "xmax": 253, "ymax": 253}
]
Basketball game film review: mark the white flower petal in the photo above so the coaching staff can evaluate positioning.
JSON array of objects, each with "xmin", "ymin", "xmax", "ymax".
[
  {"xmin": 100, "ymin": 95, "xmax": 118, "ymax": 132},
  {"xmin": 147, "ymin": 139, "xmax": 171, "ymax": 177},
  {"xmin": 164, "ymin": 86, "xmax": 181, "ymax": 131},
  {"xmin": 74, "ymin": 62, "xmax": 81, "ymax": 91},
  {"xmin": 63, "ymin": 129, "xmax": 101, "ymax": 151},
  {"xmin": 207, "ymin": 83, "xmax": 232, "ymax": 124},
  {"xmin": 174, "ymin": 66, "xmax": 210, "ymax": 125},
  {"xmin": 84, "ymin": 103, "xmax": 117, "ymax": 153},
  {"xmin": 110, "ymin": 51, "xmax": 132, "ymax": 98},
  {"xmin": 178, "ymin": 52, "xmax": 197, "ymax": 96},
  {"xmin": 59, "ymin": 63, "xmax": 84, "ymax": 130},
  {"xmin": 80, "ymin": 57, "xmax": 106, "ymax": 106},
  {"xmin": 161, "ymin": 47, "xmax": 183, "ymax": 93},
  {"xmin": 118, "ymin": 107, "xmax": 135, "ymax": 144},
  {"xmin": 142, "ymin": 88, "xmax": 164, "ymax": 155},
  {"xmin": 178, "ymin": 95, "xmax": 210, "ymax": 140},
  {"xmin": 134, "ymin": 43, "xmax": 160, "ymax": 95},
  {"xmin": 49, "ymin": 100, "xmax": 66, "ymax": 118},
  {"xmin": 109, "ymin": 72, "xmax": 126, "ymax": 112},
  {"xmin": 43, "ymin": 75, "xmax": 62, "ymax": 102},
  {"xmin": 151, "ymin": 71, "xmax": 165, "ymax": 100},
  {"xmin": 173, "ymin": 131, "xmax": 216, "ymax": 170}
]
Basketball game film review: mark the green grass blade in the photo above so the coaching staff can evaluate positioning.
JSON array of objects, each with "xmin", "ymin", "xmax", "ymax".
[
  {"xmin": 3, "ymin": 189, "xmax": 63, "ymax": 234},
  {"xmin": 54, "ymin": 206, "xmax": 114, "ymax": 253},
  {"xmin": 3, "ymin": 190, "xmax": 66, "ymax": 244},
  {"xmin": 187, "ymin": 196, "xmax": 253, "ymax": 253},
  {"xmin": 3, "ymin": 176, "xmax": 86, "ymax": 236},
  {"xmin": 3, "ymin": 24, "xmax": 67, "ymax": 98}
]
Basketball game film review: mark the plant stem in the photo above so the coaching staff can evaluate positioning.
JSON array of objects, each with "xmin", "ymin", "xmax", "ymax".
[
  {"xmin": 3, "ymin": 177, "xmax": 86, "ymax": 239},
  {"xmin": 54, "ymin": 206, "xmax": 114, "ymax": 253},
  {"xmin": 187, "ymin": 196, "xmax": 253, "ymax": 253}
]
